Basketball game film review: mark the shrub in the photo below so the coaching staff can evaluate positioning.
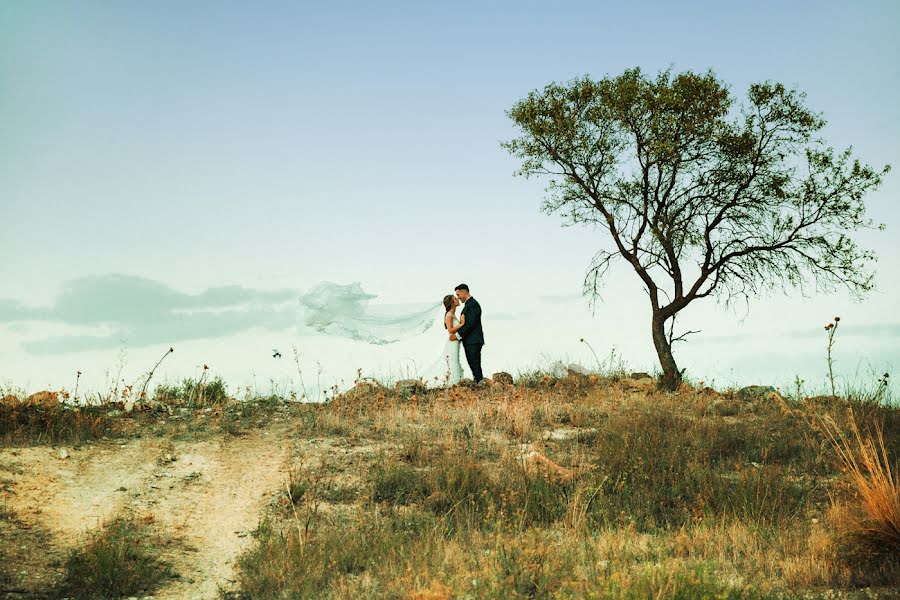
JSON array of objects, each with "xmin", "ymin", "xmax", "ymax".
[
  {"xmin": 231, "ymin": 512, "xmax": 435, "ymax": 598},
  {"xmin": 55, "ymin": 517, "xmax": 172, "ymax": 599},
  {"xmin": 153, "ymin": 376, "xmax": 230, "ymax": 407},
  {"xmin": 824, "ymin": 411, "xmax": 900, "ymax": 581},
  {"xmin": 0, "ymin": 400, "xmax": 115, "ymax": 446}
]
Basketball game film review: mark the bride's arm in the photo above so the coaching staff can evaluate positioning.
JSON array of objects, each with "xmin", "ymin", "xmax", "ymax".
[{"xmin": 448, "ymin": 314, "xmax": 465, "ymax": 334}]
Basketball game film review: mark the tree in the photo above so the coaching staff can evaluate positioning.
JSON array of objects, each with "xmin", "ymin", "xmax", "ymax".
[{"xmin": 504, "ymin": 68, "xmax": 888, "ymax": 390}]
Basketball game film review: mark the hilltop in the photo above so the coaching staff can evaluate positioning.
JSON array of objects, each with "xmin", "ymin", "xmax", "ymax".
[{"xmin": 1, "ymin": 372, "xmax": 898, "ymax": 599}]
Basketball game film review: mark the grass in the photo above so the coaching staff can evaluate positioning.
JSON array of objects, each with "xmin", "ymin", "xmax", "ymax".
[
  {"xmin": 0, "ymin": 394, "xmax": 118, "ymax": 446},
  {"xmin": 54, "ymin": 516, "xmax": 173, "ymax": 599},
  {"xmin": 4, "ymin": 369, "xmax": 897, "ymax": 597},
  {"xmin": 154, "ymin": 375, "xmax": 230, "ymax": 407},
  {"xmin": 226, "ymin": 372, "xmax": 900, "ymax": 598},
  {"xmin": 822, "ymin": 410, "xmax": 900, "ymax": 584}
]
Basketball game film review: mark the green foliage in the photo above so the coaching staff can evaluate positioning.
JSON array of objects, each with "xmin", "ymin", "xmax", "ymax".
[
  {"xmin": 504, "ymin": 68, "xmax": 888, "ymax": 389},
  {"xmin": 153, "ymin": 376, "xmax": 230, "ymax": 406}
]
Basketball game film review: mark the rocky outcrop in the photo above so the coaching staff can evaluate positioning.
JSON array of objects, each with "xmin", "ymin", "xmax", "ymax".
[
  {"xmin": 395, "ymin": 379, "xmax": 427, "ymax": 396},
  {"xmin": 25, "ymin": 391, "xmax": 60, "ymax": 407},
  {"xmin": 737, "ymin": 385, "xmax": 776, "ymax": 401},
  {"xmin": 492, "ymin": 372, "xmax": 514, "ymax": 385},
  {"xmin": 522, "ymin": 450, "xmax": 575, "ymax": 484}
]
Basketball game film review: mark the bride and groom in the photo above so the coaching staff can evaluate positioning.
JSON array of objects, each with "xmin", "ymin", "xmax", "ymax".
[{"xmin": 434, "ymin": 283, "xmax": 484, "ymax": 386}]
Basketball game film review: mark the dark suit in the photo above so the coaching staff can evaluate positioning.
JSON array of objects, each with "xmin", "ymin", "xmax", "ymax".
[{"xmin": 457, "ymin": 297, "xmax": 485, "ymax": 382}]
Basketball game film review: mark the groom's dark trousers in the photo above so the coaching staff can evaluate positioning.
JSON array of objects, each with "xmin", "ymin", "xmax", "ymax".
[
  {"xmin": 457, "ymin": 297, "xmax": 485, "ymax": 383},
  {"xmin": 463, "ymin": 342, "xmax": 484, "ymax": 383}
]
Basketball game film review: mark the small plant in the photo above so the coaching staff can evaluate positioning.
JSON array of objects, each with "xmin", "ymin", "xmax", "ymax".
[
  {"xmin": 580, "ymin": 337, "xmax": 602, "ymax": 372},
  {"xmin": 139, "ymin": 346, "xmax": 174, "ymax": 402},
  {"xmin": 794, "ymin": 375, "xmax": 805, "ymax": 402},
  {"xmin": 825, "ymin": 317, "xmax": 840, "ymax": 397},
  {"xmin": 292, "ymin": 345, "xmax": 309, "ymax": 400},
  {"xmin": 73, "ymin": 370, "xmax": 82, "ymax": 403},
  {"xmin": 874, "ymin": 372, "xmax": 891, "ymax": 404}
]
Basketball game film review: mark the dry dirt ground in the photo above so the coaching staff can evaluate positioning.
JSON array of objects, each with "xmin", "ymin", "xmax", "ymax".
[{"xmin": 0, "ymin": 420, "xmax": 374, "ymax": 599}]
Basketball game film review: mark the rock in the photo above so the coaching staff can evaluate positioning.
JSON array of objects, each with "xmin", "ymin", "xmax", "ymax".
[
  {"xmin": 567, "ymin": 363, "xmax": 591, "ymax": 376},
  {"xmin": 57, "ymin": 448, "xmax": 69, "ymax": 460},
  {"xmin": 492, "ymin": 372, "xmax": 514, "ymax": 385},
  {"xmin": 765, "ymin": 390, "xmax": 787, "ymax": 405},
  {"xmin": 522, "ymin": 451, "xmax": 575, "ymax": 484},
  {"xmin": 628, "ymin": 372, "xmax": 653, "ymax": 381},
  {"xmin": 737, "ymin": 385, "xmax": 776, "ymax": 401},
  {"xmin": 336, "ymin": 381, "xmax": 387, "ymax": 403},
  {"xmin": 548, "ymin": 361, "xmax": 568, "ymax": 378},
  {"xmin": 26, "ymin": 391, "xmax": 60, "ymax": 407},
  {"xmin": 395, "ymin": 379, "xmax": 426, "ymax": 396},
  {"xmin": 710, "ymin": 398, "xmax": 741, "ymax": 416},
  {"xmin": 622, "ymin": 377, "xmax": 656, "ymax": 392},
  {"xmin": 700, "ymin": 386, "xmax": 724, "ymax": 399},
  {"xmin": 541, "ymin": 427, "xmax": 597, "ymax": 442}
]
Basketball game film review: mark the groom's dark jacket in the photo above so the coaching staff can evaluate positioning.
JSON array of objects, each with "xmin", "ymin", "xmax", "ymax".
[{"xmin": 457, "ymin": 297, "xmax": 484, "ymax": 345}]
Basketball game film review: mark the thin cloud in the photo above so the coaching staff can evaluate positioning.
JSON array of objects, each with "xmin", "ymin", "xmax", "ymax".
[{"xmin": 694, "ymin": 323, "xmax": 900, "ymax": 345}]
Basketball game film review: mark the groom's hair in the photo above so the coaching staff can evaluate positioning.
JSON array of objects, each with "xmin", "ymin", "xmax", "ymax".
[{"xmin": 454, "ymin": 284, "xmax": 469, "ymax": 292}]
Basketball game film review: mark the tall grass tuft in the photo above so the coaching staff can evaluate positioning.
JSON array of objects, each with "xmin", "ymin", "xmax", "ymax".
[
  {"xmin": 55, "ymin": 517, "xmax": 172, "ymax": 599},
  {"xmin": 823, "ymin": 410, "xmax": 900, "ymax": 560}
]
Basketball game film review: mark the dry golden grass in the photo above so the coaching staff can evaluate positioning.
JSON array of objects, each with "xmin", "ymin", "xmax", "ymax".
[
  {"xmin": 6, "ymin": 373, "xmax": 897, "ymax": 597},
  {"xmin": 822, "ymin": 409, "xmax": 900, "ymax": 578},
  {"xmin": 226, "ymin": 374, "xmax": 900, "ymax": 598},
  {"xmin": 0, "ymin": 393, "xmax": 118, "ymax": 445}
]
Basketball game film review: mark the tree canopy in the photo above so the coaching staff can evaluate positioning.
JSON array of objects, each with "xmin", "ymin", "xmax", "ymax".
[{"xmin": 505, "ymin": 68, "xmax": 888, "ymax": 389}]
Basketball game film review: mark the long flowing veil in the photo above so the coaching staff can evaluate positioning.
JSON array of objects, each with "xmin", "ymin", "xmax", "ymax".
[{"xmin": 299, "ymin": 282, "xmax": 440, "ymax": 345}]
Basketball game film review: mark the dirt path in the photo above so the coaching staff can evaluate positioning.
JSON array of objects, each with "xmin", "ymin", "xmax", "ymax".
[{"xmin": 0, "ymin": 425, "xmax": 294, "ymax": 599}]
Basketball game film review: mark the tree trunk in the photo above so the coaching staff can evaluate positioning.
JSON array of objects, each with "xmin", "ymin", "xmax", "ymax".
[{"xmin": 651, "ymin": 311, "xmax": 681, "ymax": 391}]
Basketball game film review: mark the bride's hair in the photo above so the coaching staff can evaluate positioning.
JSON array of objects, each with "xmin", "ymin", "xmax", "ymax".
[
  {"xmin": 442, "ymin": 295, "xmax": 455, "ymax": 325},
  {"xmin": 442, "ymin": 295, "xmax": 455, "ymax": 313}
]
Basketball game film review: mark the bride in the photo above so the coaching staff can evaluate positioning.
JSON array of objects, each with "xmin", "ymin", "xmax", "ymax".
[{"xmin": 425, "ymin": 294, "xmax": 465, "ymax": 387}]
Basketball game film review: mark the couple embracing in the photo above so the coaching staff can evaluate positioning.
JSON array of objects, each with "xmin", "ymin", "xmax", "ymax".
[{"xmin": 437, "ymin": 284, "xmax": 484, "ymax": 386}]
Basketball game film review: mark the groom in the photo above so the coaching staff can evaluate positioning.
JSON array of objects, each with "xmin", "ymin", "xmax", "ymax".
[{"xmin": 451, "ymin": 283, "xmax": 484, "ymax": 383}]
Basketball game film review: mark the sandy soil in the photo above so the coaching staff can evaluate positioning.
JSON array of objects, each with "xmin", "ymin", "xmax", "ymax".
[{"xmin": 0, "ymin": 424, "xmax": 297, "ymax": 599}]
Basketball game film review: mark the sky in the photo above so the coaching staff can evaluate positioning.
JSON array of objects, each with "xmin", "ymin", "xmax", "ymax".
[{"xmin": 1, "ymin": 1, "xmax": 899, "ymax": 399}]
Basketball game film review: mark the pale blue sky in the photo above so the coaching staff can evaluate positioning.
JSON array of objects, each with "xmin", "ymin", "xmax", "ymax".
[{"xmin": 1, "ymin": 1, "xmax": 898, "ymax": 396}]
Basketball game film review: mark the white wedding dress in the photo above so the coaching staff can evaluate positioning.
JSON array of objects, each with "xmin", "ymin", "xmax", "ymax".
[{"xmin": 424, "ymin": 312, "xmax": 463, "ymax": 387}]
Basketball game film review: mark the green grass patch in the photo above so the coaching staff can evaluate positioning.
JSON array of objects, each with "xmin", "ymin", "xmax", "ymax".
[{"xmin": 55, "ymin": 517, "xmax": 173, "ymax": 599}]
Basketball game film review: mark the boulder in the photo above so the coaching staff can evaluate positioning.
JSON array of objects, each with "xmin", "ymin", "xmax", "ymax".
[
  {"xmin": 395, "ymin": 379, "xmax": 427, "ymax": 396},
  {"xmin": 622, "ymin": 377, "xmax": 656, "ymax": 392},
  {"xmin": 25, "ymin": 391, "xmax": 60, "ymax": 407},
  {"xmin": 492, "ymin": 372, "xmax": 514, "ymax": 385},
  {"xmin": 339, "ymin": 381, "xmax": 387, "ymax": 402},
  {"xmin": 548, "ymin": 361, "xmax": 568, "ymax": 378},
  {"xmin": 628, "ymin": 372, "xmax": 653, "ymax": 381},
  {"xmin": 710, "ymin": 398, "xmax": 742, "ymax": 416},
  {"xmin": 522, "ymin": 450, "xmax": 575, "ymax": 484},
  {"xmin": 567, "ymin": 363, "xmax": 591, "ymax": 377},
  {"xmin": 737, "ymin": 385, "xmax": 776, "ymax": 401}
]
